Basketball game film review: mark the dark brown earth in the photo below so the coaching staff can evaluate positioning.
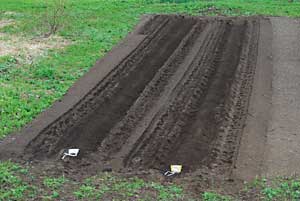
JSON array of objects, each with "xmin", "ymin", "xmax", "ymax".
[{"xmin": 0, "ymin": 15, "xmax": 278, "ymax": 187}]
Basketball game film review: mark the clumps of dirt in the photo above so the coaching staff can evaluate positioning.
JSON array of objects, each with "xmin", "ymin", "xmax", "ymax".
[{"xmin": 0, "ymin": 19, "xmax": 70, "ymax": 64}]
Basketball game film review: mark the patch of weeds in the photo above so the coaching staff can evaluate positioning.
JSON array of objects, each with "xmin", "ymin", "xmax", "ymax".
[
  {"xmin": 262, "ymin": 187, "xmax": 280, "ymax": 200},
  {"xmin": 72, "ymin": 173, "xmax": 188, "ymax": 200},
  {"xmin": 261, "ymin": 177, "xmax": 300, "ymax": 201},
  {"xmin": 43, "ymin": 191, "xmax": 60, "ymax": 200},
  {"xmin": 113, "ymin": 177, "xmax": 145, "ymax": 193},
  {"xmin": 43, "ymin": 176, "xmax": 66, "ymax": 190},
  {"xmin": 74, "ymin": 184, "xmax": 98, "ymax": 200},
  {"xmin": 74, "ymin": 175, "xmax": 146, "ymax": 200},
  {"xmin": 42, "ymin": 175, "xmax": 67, "ymax": 199},
  {"xmin": 51, "ymin": 191, "xmax": 60, "ymax": 198},
  {"xmin": 0, "ymin": 161, "xmax": 36, "ymax": 200},
  {"xmin": 0, "ymin": 55, "xmax": 17, "ymax": 73},
  {"xmin": 33, "ymin": 65, "xmax": 55, "ymax": 79},
  {"xmin": 242, "ymin": 177, "xmax": 300, "ymax": 201},
  {"xmin": 39, "ymin": 0, "xmax": 71, "ymax": 37},
  {"xmin": 202, "ymin": 191, "xmax": 232, "ymax": 201},
  {"xmin": 159, "ymin": 0, "xmax": 197, "ymax": 3},
  {"xmin": 147, "ymin": 182, "xmax": 184, "ymax": 200},
  {"xmin": 244, "ymin": 176, "xmax": 267, "ymax": 192}
]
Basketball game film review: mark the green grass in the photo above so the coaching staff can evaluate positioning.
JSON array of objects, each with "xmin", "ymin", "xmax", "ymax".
[
  {"xmin": 202, "ymin": 192, "xmax": 232, "ymax": 201},
  {"xmin": 43, "ymin": 176, "xmax": 66, "ymax": 190},
  {"xmin": 0, "ymin": 161, "xmax": 193, "ymax": 200},
  {"xmin": 0, "ymin": 0, "xmax": 300, "ymax": 139},
  {"xmin": 3, "ymin": 159, "xmax": 300, "ymax": 200},
  {"xmin": 73, "ymin": 174, "xmax": 186, "ymax": 200},
  {"xmin": 0, "ymin": 161, "xmax": 36, "ymax": 201},
  {"xmin": 244, "ymin": 176, "xmax": 300, "ymax": 201}
]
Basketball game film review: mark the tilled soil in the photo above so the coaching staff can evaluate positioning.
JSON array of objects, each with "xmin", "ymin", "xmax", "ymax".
[
  {"xmin": 3, "ymin": 15, "xmax": 299, "ymax": 186},
  {"xmin": 2, "ymin": 15, "xmax": 259, "ymax": 178}
]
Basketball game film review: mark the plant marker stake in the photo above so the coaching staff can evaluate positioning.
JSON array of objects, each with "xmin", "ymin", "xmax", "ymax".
[
  {"xmin": 164, "ymin": 165, "xmax": 182, "ymax": 177},
  {"xmin": 61, "ymin": 149, "xmax": 80, "ymax": 160}
]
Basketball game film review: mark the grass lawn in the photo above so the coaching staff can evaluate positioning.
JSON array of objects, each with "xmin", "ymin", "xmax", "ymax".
[{"xmin": 1, "ymin": 0, "xmax": 300, "ymax": 200}]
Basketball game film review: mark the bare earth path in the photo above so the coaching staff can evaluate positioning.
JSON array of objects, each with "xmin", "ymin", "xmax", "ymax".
[
  {"xmin": 264, "ymin": 17, "xmax": 300, "ymax": 177},
  {"xmin": 235, "ymin": 17, "xmax": 300, "ymax": 180}
]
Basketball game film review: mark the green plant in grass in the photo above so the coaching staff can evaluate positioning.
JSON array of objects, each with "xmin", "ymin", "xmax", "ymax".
[
  {"xmin": 0, "ymin": 161, "xmax": 36, "ymax": 200},
  {"xmin": 33, "ymin": 65, "xmax": 56, "ymax": 79},
  {"xmin": 147, "ymin": 182, "xmax": 184, "ymax": 200},
  {"xmin": 0, "ymin": 55, "xmax": 17, "ymax": 73},
  {"xmin": 261, "ymin": 178, "xmax": 300, "ymax": 201},
  {"xmin": 202, "ymin": 192, "xmax": 232, "ymax": 201},
  {"xmin": 6, "ymin": 161, "xmax": 300, "ymax": 200},
  {"xmin": 74, "ymin": 184, "xmax": 97, "ymax": 199},
  {"xmin": 43, "ymin": 176, "xmax": 66, "ymax": 190},
  {"xmin": 72, "ymin": 173, "xmax": 187, "ymax": 200},
  {"xmin": 39, "ymin": 0, "xmax": 70, "ymax": 37},
  {"xmin": 242, "ymin": 176, "xmax": 300, "ymax": 201}
]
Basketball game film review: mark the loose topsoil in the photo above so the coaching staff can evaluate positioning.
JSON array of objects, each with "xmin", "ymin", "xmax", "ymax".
[{"xmin": 1, "ymin": 15, "xmax": 300, "ymax": 194}]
